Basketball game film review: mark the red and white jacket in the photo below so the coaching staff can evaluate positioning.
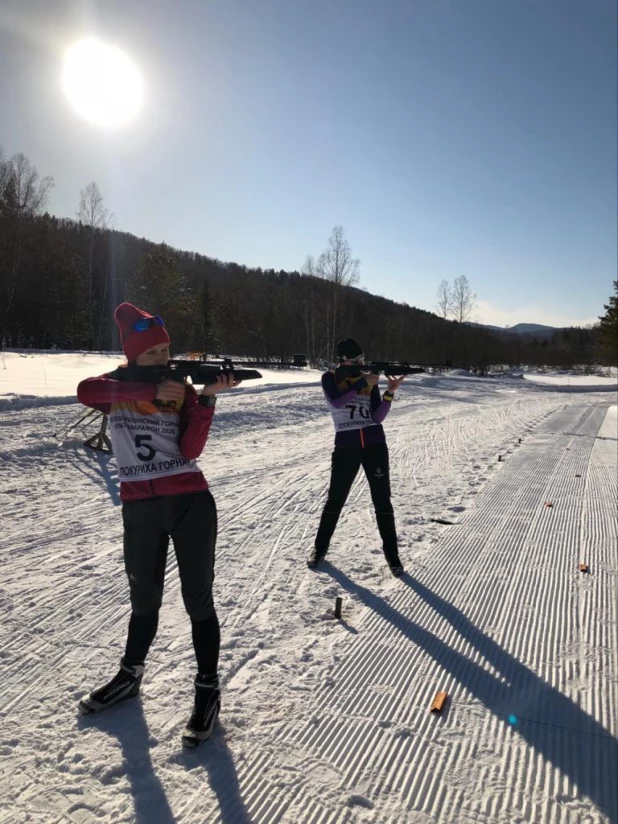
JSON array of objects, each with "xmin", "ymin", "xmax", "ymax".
[{"xmin": 77, "ymin": 368, "xmax": 214, "ymax": 502}]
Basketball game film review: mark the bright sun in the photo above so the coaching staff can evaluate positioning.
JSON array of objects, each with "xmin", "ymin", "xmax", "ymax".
[{"xmin": 62, "ymin": 38, "xmax": 143, "ymax": 128}]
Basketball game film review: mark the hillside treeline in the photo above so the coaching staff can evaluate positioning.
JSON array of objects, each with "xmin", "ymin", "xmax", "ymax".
[{"xmin": 0, "ymin": 148, "xmax": 611, "ymax": 368}]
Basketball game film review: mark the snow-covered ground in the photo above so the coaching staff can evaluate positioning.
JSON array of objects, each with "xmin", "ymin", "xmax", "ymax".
[{"xmin": 1, "ymin": 353, "xmax": 616, "ymax": 823}]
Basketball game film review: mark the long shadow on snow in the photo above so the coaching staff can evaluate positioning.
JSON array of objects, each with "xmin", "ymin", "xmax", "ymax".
[
  {"xmin": 173, "ymin": 721, "xmax": 254, "ymax": 824},
  {"xmin": 78, "ymin": 699, "xmax": 176, "ymax": 823},
  {"xmin": 66, "ymin": 446, "xmax": 122, "ymax": 505},
  {"xmin": 324, "ymin": 564, "xmax": 618, "ymax": 821}
]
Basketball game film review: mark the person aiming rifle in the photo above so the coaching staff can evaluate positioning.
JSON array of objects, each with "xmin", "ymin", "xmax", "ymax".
[
  {"xmin": 308, "ymin": 338, "xmax": 406, "ymax": 576},
  {"xmin": 76, "ymin": 302, "xmax": 240, "ymax": 747}
]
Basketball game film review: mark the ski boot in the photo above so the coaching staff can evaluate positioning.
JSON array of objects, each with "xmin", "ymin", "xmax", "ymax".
[
  {"xmin": 79, "ymin": 660, "xmax": 144, "ymax": 714},
  {"xmin": 307, "ymin": 546, "xmax": 328, "ymax": 569},
  {"xmin": 385, "ymin": 551, "xmax": 404, "ymax": 578},
  {"xmin": 182, "ymin": 674, "xmax": 221, "ymax": 748}
]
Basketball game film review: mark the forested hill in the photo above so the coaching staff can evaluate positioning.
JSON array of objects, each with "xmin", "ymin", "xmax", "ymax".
[{"xmin": 0, "ymin": 156, "xmax": 603, "ymax": 368}]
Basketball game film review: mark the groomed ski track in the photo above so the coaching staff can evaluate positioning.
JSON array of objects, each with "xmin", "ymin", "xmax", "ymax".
[
  {"xmin": 0, "ymin": 372, "xmax": 616, "ymax": 824},
  {"xmin": 218, "ymin": 404, "xmax": 617, "ymax": 824}
]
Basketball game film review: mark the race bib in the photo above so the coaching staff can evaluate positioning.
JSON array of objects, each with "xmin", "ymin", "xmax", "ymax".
[
  {"xmin": 109, "ymin": 401, "xmax": 200, "ymax": 482},
  {"xmin": 327, "ymin": 392, "xmax": 376, "ymax": 432}
]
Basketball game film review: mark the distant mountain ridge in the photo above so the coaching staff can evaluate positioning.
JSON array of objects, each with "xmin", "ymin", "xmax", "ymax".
[{"xmin": 470, "ymin": 322, "xmax": 563, "ymax": 338}]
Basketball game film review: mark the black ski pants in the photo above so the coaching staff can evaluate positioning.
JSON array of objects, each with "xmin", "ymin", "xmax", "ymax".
[
  {"xmin": 315, "ymin": 442, "xmax": 399, "ymax": 559},
  {"xmin": 121, "ymin": 490, "xmax": 219, "ymax": 675}
]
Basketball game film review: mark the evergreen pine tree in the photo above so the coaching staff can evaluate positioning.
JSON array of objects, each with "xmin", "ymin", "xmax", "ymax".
[{"xmin": 598, "ymin": 281, "xmax": 618, "ymax": 365}]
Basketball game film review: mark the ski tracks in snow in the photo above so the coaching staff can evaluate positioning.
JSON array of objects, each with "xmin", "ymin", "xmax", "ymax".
[
  {"xmin": 194, "ymin": 402, "xmax": 617, "ymax": 824},
  {"xmin": 0, "ymin": 377, "xmax": 616, "ymax": 823}
]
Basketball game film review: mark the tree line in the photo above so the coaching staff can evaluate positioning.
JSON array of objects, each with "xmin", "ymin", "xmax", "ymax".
[{"xmin": 1, "ymin": 146, "xmax": 615, "ymax": 369}]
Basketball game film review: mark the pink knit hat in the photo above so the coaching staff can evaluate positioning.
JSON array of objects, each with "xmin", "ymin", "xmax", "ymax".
[{"xmin": 113, "ymin": 302, "xmax": 170, "ymax": 362}]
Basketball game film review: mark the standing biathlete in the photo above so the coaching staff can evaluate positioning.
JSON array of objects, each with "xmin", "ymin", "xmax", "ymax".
[
  {"xmin": 308, "ymin": 338, "xmax": 406, "ymax": 576},
  {"xmin": 77, "ymin": 302, "xmax": 239, "ymax": 746}
]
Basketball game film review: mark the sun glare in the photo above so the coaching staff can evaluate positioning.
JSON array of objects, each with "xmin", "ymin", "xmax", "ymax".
[{"xmin": 62, "ymin": 38, "xmax": 143, "ymax": 128}]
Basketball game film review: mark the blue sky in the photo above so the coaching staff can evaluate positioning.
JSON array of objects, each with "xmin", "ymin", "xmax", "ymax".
[{"xmin": 1, "ymin": 0, "xmax": 616, "ymax": 327}]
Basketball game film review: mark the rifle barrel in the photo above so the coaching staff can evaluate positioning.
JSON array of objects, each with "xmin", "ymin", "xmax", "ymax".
[
  {"xmin": 334, "ymin": 362, "xmax": 427, "ymax": 377},
  {"xmin": 195, "ymin": 358, "xmax": 308, "ymax": 369}
]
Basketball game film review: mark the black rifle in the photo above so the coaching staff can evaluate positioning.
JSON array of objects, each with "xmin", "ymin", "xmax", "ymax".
[
  {"xmin": 114, "ymin": 358, "xmax": 263, "ymax": 385},
  {"xmin": 334, "ymin": 361, "xmax": 427, "ymax": 379}
]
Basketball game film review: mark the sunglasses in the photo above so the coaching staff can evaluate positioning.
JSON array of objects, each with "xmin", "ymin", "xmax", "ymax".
[
  {"xmin": 345, "ymin": 354, "xmax": 364, "ymax": 364},
  {"xmin": 132, "ymin": 316, "xmax": 165, "ymax": 332}
]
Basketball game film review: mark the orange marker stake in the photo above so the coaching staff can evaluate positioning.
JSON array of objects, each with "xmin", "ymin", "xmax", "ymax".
[{"xmin": 430, "ymin": 692, "xmax": 448, "ymax": 713}]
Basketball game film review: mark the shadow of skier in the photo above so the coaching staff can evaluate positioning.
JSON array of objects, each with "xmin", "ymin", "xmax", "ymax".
[
  {"xmin": 324, "ymin": 563, "xmax": 618, "ymax": 822},
  {"xmin": 78, "ymin": 700, "xmax": 176, "ymax": 823},
  {"xmin": 66, "ymin": 445, "xmax": 122, "ymax": 506},
  {"xmin": 173, "ymin": 721, "xmax": 254, "ymax": 823}
]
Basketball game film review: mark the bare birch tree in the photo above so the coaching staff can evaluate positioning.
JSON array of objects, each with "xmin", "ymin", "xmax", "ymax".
[
  {"xmin": 301, "ymin": 254, "xmax": 319, "ymax": 364},
  {"xmin": 78, "ymin": 182, "xmax": 110, "ymax": 347},
  {"xmin": 317, "ymin": 226, "xmax": 360, "ymax": 359},
  {"xmin": 4, "ymin": 153, "xmax": 54, "ymax": 215},
  {"xmin": 450, "ymin": 275, "xmax": 476, "ymax": 323},
  {"xmin": 0, "ymin": 151, "xmax": 53, "ymax": 346},
  {"xmin": 0, "ymin": 147, "xmax": 9, "ymax": 195},
  {"xmin": 436, "ymin": 279, "xmax": 452, "ymax": 318},
  {"xmin": 78, "ymin": 182, "xmax": 109, "ymax": 230}
]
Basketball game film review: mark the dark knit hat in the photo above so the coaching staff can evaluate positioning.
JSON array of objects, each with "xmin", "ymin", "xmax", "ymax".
[
  {"xmin": 336, "ymin": 338, "xmax": 363, "ymax": 360},
  {"xmin": 113, "ymin": 302, "xmax": 170, "ymax": 362}
]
